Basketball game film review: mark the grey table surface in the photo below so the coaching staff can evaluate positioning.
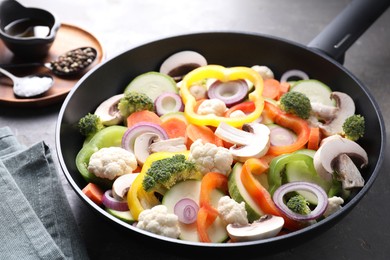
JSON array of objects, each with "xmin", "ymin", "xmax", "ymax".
[{"xmin": 1, "ymin": 0, "xmax": 389, "ymax": 259}]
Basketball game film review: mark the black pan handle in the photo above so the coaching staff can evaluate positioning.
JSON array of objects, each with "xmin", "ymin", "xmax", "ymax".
[{"xmin": 307, "ymin": 0, "xmax": 390, "ymax": 64}]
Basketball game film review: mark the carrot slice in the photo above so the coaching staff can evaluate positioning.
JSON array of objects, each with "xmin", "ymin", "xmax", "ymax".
[
  {"xmin": 194, "ymin": 98, "xmax": 206, "ymax": 113},
  {"xmin": 186, "ymin": 124, "xmax": 224, "ymax": 147},
  {"xmin": 161, "ymin": 117, "xmax": 188, "ymax": 139},
  {"xmin": 82, "ymin": 183, "xmax": 104, "ymax": 206},
  {"xmin": 307, "ymin": 127, "xmax": 321, "ymax": 150},
  {"xmin": 222, "ymin": 139, "xmax": 234, "ymax": 149},
  {"xmin": 126, "ymin": 110, "xmax": 162, "ymax": 128},
  {"xmin": 262, "ymin": 79, "xmax": 281, "ymax": 100},
  {"xmin": 278, "ymin": 81, "xmax": 291, "ymax": 100}
]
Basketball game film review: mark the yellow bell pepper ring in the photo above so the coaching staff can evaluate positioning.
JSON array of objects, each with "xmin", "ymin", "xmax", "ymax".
[{"xmin": 180, "ymin": 65, "xmax": 264, "ymax": 128}]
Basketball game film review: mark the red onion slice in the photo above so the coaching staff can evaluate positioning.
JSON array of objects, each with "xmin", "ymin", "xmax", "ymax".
[
  {"xmin": 270, "ymin": 126, "xmax": 296, "ymax": 146},
  {"xmin": 174, "ymin": 198, "xmax": 199, "ymax": 224},
  {"xmin": 280, "ymin": 69, "xmax": 309, "ymax": 83},
  {"xmin": 154, "ymin": 93, "xmax": 184, "ymax": 116},
  {"xmin": 273, "ymin": 182, "xmax": 328, "ymax": 221},
  {"xmin": 102, "ymin": 189, "xmax": 129, "ymax": 211},
  {"xmin": 207, "ymin": 79, "xmax": 248, "ymax": 107},
  {"xmin": 121, "ymin": 122, "xmax": 168, "ymax": 153}
]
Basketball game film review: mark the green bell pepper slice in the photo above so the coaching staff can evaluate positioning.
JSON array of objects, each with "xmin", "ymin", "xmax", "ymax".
[{"xmin": 268, "ymin": 152, "xmax": 332, "ymax": 196}]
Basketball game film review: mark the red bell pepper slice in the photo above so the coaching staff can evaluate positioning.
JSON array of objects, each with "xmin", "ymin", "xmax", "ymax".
[
  {"xmin": 264, "ymin": 101, "xmax": 310, "ymax": 155},
  {"xmin": 197, "ymin": 172, "xmax": 228, "ymax": 243},
  {"xmin": 224, "ymin": 101, "xmax": 256, "ymax": 117},
  {"xmin": 240, "ymin": 158, "xmax": 302, "ymax": 231}
]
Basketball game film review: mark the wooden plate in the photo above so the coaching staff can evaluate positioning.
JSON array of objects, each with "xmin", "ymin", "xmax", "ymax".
[{"xmin": 0, "ymin": 23, "xmax": 105, "ymax": 107}]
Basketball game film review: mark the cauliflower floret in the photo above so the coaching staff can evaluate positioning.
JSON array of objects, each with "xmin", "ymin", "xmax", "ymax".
[
  {"xmin": 136, "ymin": 205, "xmax": 180, "ymax": 238},
  {"xmin": 251, "ymin": 65, "xmax": 274, "ymax": 80},
  {"xmin": 217, "ymin": 196, "xmax": 248, "ymax": 226},
  {"xmin": 197, "ymin": 98, "xmax": 227, "ymax": 117},
  {"xmin": 323, "ymin": 196, "xmax": 344, "ymax": 218},
  {"xmin": 228, "ymin": 110, "xmax": 246, "ymax": 118},
  {"xmin": 189, "ymin": 84, "xmax": 207, "ymax": 100},
  {"xmin": 188, "ymin": 139, "xmax": 233, "ymax": 175},
  {"xmin": 88, "ymin": 147, "xmax": 137, "ymax": 180}
]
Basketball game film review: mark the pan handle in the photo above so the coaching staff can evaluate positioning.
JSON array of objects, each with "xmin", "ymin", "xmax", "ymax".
[{"xmin": 307, "ymin": 0, "xmax": 390, "ymax": 64}]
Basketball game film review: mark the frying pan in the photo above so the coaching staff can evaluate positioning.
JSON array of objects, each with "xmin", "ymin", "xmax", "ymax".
[{"xmin": 56, "ymin": 0, "xmax": 388, "ymax": 256}]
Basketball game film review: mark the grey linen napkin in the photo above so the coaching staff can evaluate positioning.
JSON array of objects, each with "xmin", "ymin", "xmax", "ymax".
[{"xmin": 0, "ymin": 127, "xmax": 89, "ymax": 260}]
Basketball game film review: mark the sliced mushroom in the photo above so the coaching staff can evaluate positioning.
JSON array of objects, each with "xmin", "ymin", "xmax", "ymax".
[
  {"xmin": 133, "ymin": 132, "xmax": 161, "ymax": 165},
  {"xmin": 310, "ymin": 101, "xmax": 339, "ymax": 121},
  {"xmin": 94, "ymin": 94, "xmax": 124, "ymax": 125},
  {"xmin": 226, "ymin": 215, "xmax": 284, "ymax": 242},
  {"xmin": 112, "ymin": 173, "xmax": 139, "ymax": 200},
  {"xmin": 215, "ymin": 122, "xmax": 270, "ymax": 162},
  {"xmin": 149, "ymin": 137, "xmax": 187, "ymax": 153},
  {"xmin": 333, "ymin": 154, "xmax": 365, "ymax": 189},
  {"xmin": 317, "ymin": 92, "xmax": 355, "ymax": 136},
  {"xmin": 313, "ymin": 135, "xmax": 368, "ymax": 183},
  {"xmin": 159, "ymin": 50, "xmax": 207, "ymax": 81}
]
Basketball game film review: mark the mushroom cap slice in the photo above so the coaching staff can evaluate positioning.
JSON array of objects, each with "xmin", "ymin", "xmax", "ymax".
[
  {"xmin": 149, "ymin": 137, "xmax": 187, "ymax": 153},
  {"xmin": 133, "ymin": 132, "xmax": 161, "ymax": 165},
  {"xmin": 333, "ymin": 154, "xmax": 365, "ymax": 189},
  {"xmin": 310, "ymin": 101, "xmax": 338, "ymax": 121},
  {"xmin": 215, "ymin": 122, "xmax": 254, "ymax": 146},
  {"xmin": 94, "ymin": 94, "xmax": 124, "ymax": 126},
  {"xmin": 112, "ymin": 173, "xmax": 139, "ymax": 200},
  {"xmin": 215, "ymin": 122, "xmax": 270, "ymax": 162},
  {"xmin": 226, "ymin": 215, "xmax": 284, "ymax": 242},
  {"xmin": 159, "ymin": 50, "xmax": 207, "ymax": 81},
  {"xmin": 319, "ymin": 92, "xmax": 355, "ymax": 136},
  {"xmin": 313, "ymin": 135, "xmax": 368, "ymax": 182},
  {"xmin": 313, "ymin": 135, "xmax": 340, "ymax": 181}
]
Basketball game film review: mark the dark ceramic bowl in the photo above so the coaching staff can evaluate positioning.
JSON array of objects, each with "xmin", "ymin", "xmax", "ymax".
[{"xmin": 0, "ymin": 0, "xmax": 60, "ymax": 59}]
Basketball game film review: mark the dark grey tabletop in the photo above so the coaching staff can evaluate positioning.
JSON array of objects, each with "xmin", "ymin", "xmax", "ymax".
[{"xmin": 1, "ymin": 0, "xmax": 389, "ymax": 259}]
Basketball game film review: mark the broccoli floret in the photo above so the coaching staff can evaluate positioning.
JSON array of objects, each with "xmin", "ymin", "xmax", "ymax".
[
  {"xmin": 342, "ymin": 114, "xmax": 365, "ymax": 141},
  {"xmin": 279, "ymin": 91, "xmax": 312, "ymax": 119},
  {"xmin": 78, "ymin": 113, "xmax": 105, "ymax": 139},
  {"xmin": 118, "ymin": 92, "xmax": 154, "ymax": 119},
  {"xmin": 286, "ymin": 194, "xmax": 311, "ymax": 215},
  {"xmin": 142, "ymin": 154, "xmax": 202, "ymax": 195}
]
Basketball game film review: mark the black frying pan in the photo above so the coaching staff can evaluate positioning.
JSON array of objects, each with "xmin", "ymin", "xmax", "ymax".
[{"xmin": 56, "ymin": 0, "xmax": 388, "ymax": 256}]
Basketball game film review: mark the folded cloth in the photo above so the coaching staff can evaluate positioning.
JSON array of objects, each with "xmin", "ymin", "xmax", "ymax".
[{"xmin": 0, "ymin": 127, "xmax": 89, "ymax": 260}]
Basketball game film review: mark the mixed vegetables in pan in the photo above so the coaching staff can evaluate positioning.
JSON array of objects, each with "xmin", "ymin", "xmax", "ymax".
[{"xmin": 76, "ymin": 50, "xmax": 367, "ymax": 243}]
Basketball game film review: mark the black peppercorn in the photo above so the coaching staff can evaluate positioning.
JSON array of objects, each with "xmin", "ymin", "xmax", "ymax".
[{"xmin": 50, "ymin": 47, "xmax": 97, "ymax": 76}]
